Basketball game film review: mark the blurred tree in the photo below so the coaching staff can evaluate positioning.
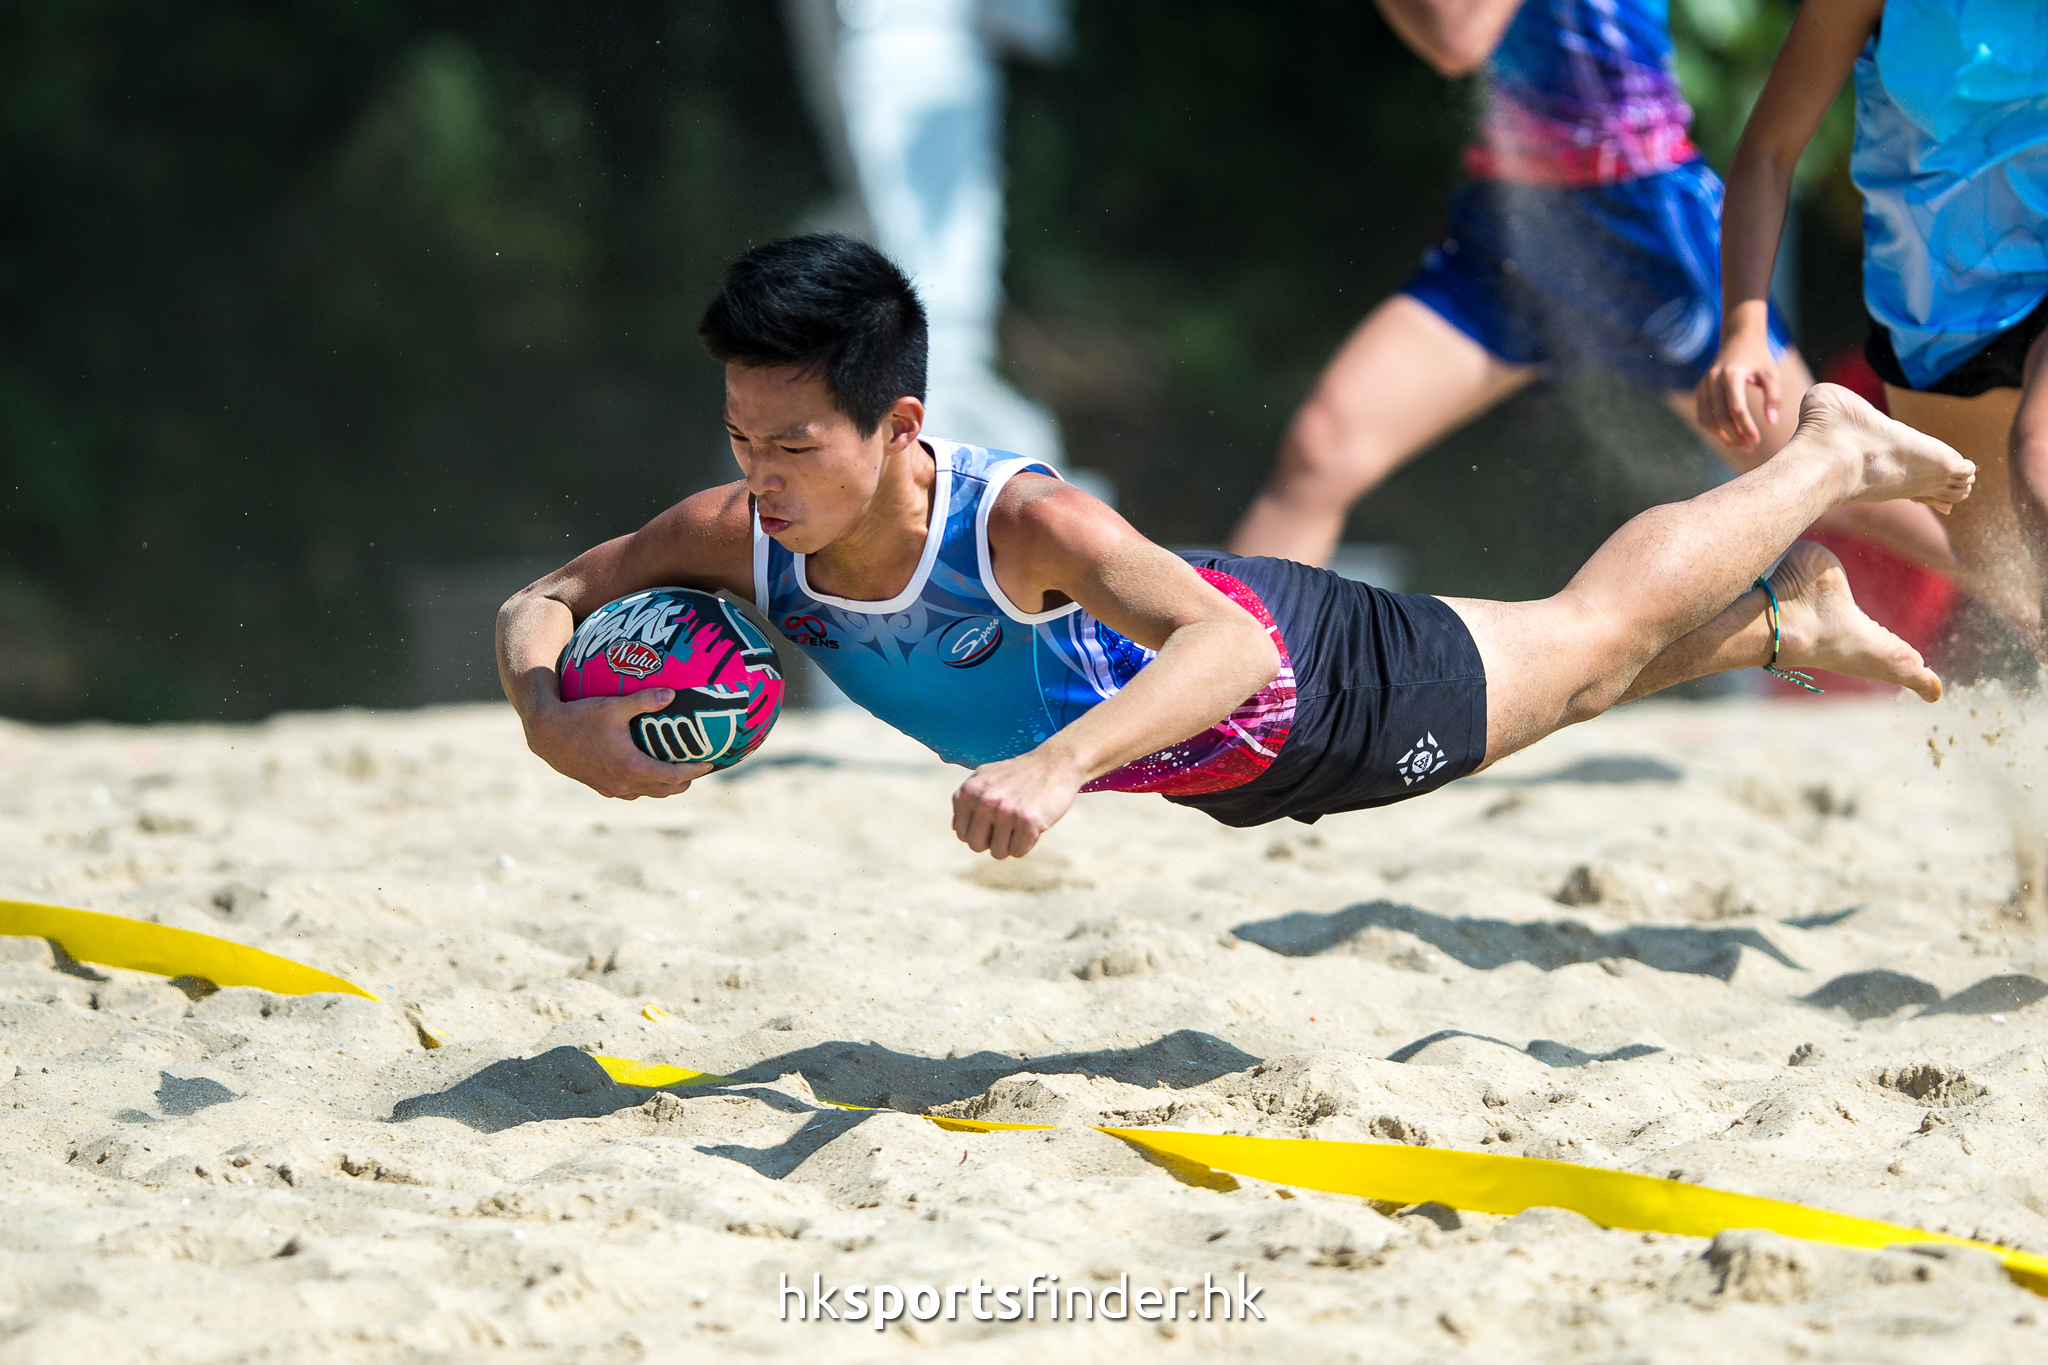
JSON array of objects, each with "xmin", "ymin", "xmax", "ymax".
[{"xmin": 0, "ymin": 1, "xmax": 825, "ymax": 719}]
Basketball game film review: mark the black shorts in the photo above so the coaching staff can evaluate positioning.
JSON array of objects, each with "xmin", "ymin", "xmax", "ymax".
[
  {"xmin": 1865, "ymin": 291, "xmax": 2048, "ymax": 397},
  {"xmin": 1165, "ymin": 553, "xmax": 1489, "ymax": 827}
]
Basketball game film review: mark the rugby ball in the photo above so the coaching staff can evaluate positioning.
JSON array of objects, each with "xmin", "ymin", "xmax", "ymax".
[{"xmin": 557, "ymin": 588, "xmax": 784, "ymax": 768}]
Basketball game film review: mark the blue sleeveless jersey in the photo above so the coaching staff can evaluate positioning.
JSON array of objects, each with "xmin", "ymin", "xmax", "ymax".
[
  {"xmin": 1852, "ymin": 0, "xmax": 2048, "ymax": 387},
  {"xmin": 753, "ymin": 440, "xmax": 1296, "ymax": 794}
]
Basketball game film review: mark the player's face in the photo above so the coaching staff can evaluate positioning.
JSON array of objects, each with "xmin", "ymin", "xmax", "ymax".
[{"xmin": 721, "ymin": 363, "xmax": 921, "ymax": 554}]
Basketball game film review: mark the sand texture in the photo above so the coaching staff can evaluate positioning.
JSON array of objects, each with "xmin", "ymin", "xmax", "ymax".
[{"xmin": 3, "ymin": 694, "xmax": 2048, "ymax": 1362}]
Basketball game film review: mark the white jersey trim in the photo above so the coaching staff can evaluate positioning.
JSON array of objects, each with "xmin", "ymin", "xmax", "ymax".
[
  {"xmin": 791, "ymin": 440, "xmax": 953, "ymax": 615},
  {"xmin": 975, "ymin": 456, "xmax": 1085, "ymax": 625}
]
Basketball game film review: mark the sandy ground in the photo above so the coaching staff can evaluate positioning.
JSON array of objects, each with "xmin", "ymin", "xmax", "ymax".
[{"xmin": 3, "ymin": 692, "xmax": 2048, "ymax": 1363}]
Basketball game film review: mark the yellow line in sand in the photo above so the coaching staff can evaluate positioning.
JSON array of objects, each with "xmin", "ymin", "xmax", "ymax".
[{"xmin": 8, "ymin": 897, "xmax": 2043, "ymax": 1296}]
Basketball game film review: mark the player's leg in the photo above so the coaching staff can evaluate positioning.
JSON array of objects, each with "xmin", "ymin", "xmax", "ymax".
[
  {"xmin": 2005, "ymin": 329, "xmax": 2048, "ymax": 629},
  {"xmin": 1443, "ymin": 385, "xmax": 1975, "ymax": 769},
  {"xmin": 1884, "ymin": 382, "xmax": 2040, "ymax": 636},
  {"xmin": 1227, "ymin": 295, "xmax": 1535, "ymax": 564},
  {"xmin": 1612, "ymin": 540, "xmax": 1937, "ymax": 704},
  {"xmin": 1666, "ymin": 347, "xmax": 1959, "ymax": 573}
]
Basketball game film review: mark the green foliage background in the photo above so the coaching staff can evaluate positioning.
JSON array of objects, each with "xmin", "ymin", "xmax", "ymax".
[{"xmin": 1, "ymin": 0, "xmax": 1862, "ymax": 721}]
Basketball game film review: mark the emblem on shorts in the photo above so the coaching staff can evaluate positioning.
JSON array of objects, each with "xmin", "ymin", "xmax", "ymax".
[
  {"xmin": 939, "ymin": 615, "xmax": 1003, "ymax": 668},
  {"xmin": 1397, "ymin": 733, "xmax": 1446, "ymax": 787},
  {"xmin": 1643, "ymin": 296, "xmax": 1715, "ymax": 366}
]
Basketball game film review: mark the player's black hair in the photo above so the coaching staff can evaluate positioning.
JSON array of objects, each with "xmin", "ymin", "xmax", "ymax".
[{"xmin": 698, "ymin": 233, "xmax": 928, "ymax": 436}]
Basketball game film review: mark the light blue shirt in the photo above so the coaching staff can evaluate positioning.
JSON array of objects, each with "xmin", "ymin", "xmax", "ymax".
[
  {"xmin": 754, "ymin": 439, "xmax": 1153, "ymax": 770},
  {"xmin": 1853, "ymin": 0, "xmax": 2048, "ymax": 386}
]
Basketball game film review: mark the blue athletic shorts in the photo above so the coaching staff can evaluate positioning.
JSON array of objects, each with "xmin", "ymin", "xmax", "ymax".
[{"xmin": 1402, "ymin": 159, "xmax": 1792, "ymax": 392}]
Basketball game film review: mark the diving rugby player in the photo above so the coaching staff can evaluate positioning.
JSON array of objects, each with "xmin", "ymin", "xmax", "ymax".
[{"xmin": 499, "ymin": 235, "xmax": 1972, "ymax": 859}]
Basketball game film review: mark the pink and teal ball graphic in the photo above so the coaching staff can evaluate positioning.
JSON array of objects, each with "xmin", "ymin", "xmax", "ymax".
[{"xmin": 557, "ymin": 588, "xmax": 784, "ymax": 768}]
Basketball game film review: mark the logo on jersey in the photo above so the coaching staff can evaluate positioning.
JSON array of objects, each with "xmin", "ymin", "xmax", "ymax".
[
  {"xmin": 604, "ymin": 640, "xmax": 664, "ymax": 679},
  {"xmin": 782, "ymin": 614, "xmax": 839, "ymax": 649},
  {"xmin": 1397, "ymin": 733, "xmax": 1446, "ymax": 787},
  {"xmin": 939, "ymin": 615, "xmax": 1003, "ymax": 668}
]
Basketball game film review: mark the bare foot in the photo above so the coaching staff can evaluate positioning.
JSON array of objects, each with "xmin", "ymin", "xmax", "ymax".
[
  {"xmin": 1770, "ymin": 542, "xmax": 1942, "ymax": 702},
  {"xmin": 1792, "ymin": 383, "xmax": 1977, "ymax": 513}
]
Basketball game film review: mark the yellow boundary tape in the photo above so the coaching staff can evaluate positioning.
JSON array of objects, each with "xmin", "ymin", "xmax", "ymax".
[
  {"xmin": 1, "ymin": 899, "xmax": 374, "ymax": 999},
  {"xmin": 7, "ymin": 897, "xmax": 2044, "ymax": 1295}
]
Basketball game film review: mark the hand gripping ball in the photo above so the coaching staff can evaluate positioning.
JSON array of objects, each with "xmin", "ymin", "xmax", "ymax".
[{"xmin": 557, "ymin": 588, "xmax": 785, "ymax": 768}]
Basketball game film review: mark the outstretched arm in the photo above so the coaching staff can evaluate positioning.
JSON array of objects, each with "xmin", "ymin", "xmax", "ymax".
[
  {"xmin": 1372, "ymin": 0, "xmax": 1524, "ymax": 77},
  {"xmin": 952, "ymin": 477, "xmax": 1281, "ymax": 858},
  {"xmin": 496, "ymin": 482, "xmax": 756, "ymax": 799},
  {"xmin": 1699, "ymin": 0, "xmax": 1883, "ymax": 447}
]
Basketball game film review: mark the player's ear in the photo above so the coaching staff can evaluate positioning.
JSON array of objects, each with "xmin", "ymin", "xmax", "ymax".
[{"xmin": 881, "ymin": 395, "xmax": 924, "ymax": 453}]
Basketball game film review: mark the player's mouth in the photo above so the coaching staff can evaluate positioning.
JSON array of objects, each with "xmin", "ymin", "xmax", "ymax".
[{"xmin": 758, "ymin": 512, "xmax": 792, "ymax": 535}]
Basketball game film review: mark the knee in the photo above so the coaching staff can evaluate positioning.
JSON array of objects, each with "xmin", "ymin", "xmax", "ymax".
[
  {"xmin": 2014, "ymin": 427, "xmax": 2048, "ymax": 504},
  {"xmin": 1271, "ymin": 393, "xmax": 1397, "ymax": 504},
  {"xmin": 1547, "ymin": 594, "xmax": 1644, "ymax": 724},
  {"xmin": 1560, "ymin": 680, "xmax": 1627, "ymax": 728}
]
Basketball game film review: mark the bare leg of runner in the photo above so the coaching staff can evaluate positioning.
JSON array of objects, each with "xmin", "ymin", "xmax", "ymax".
[
  {"xmin": 1446, "ymin": 384, "xmax": 1975, "ymax": 769},
  {"xmin": 1666, "ymin": 347, "xmax": 1958, "ymax": 574},
  {"xmin": 1886, "ymin": 381, "xmax": 2041, "ymax": 639},
  {"xmin": 1227, "ymin": 296, "xmax": 1535, "ymax": 564},
  {"xmin": 2002, "ymin": 331, "xmax": 2048, "ymax": 636}
]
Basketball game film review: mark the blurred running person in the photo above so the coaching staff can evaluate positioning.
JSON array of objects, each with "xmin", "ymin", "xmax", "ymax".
[
  {"xmin": 1229, "ymin": 0, "xmax": 1950, "ymax": 575},
  {"xmin": 1700, "ymin": 0, "xmax": 2048, "ymax": 647}
]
